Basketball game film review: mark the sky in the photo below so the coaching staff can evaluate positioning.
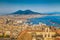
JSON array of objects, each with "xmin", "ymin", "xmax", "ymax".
[{"xmin": 0, "ymin": 0, "xmax": 60, "ymax": 14}]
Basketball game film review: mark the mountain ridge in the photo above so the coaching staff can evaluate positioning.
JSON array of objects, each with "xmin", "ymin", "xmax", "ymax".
[
  {"xmin": 7, "ymin": 10, "xmax": 60, "ymax": 15},
  {"xmin": 11, "ymin": 10, "xmax": 41, "ymax": 15}
]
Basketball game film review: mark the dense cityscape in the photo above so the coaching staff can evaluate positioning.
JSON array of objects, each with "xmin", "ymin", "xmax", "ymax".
[
  {"xmin": 0, "ymin": 0, "xmax": 60, "ymax": 40},
  {"xmin": 0, "ymin": 15, "xmax": 60, "ymax": 40}
]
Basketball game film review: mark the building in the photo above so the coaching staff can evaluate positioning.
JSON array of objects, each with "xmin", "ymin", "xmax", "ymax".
[{"xmin": 17, "ymin": 27, "xmax": 56, "ymax": 40}]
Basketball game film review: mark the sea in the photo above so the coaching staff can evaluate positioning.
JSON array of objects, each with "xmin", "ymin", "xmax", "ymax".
[{"xmin": 27, "ymin": 15, "xmax": 60, "ymax": 27}]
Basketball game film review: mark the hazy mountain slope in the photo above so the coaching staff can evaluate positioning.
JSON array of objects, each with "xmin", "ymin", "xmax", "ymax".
[{"xmin": 11, "ymin": 10, "xmax": 41, "ymax": 15}]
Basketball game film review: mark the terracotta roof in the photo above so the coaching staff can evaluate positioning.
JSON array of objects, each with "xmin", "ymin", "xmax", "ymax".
[
  {"xmin": 56, "ymin": 29, "xmax": 60, "ymax": 35},
  {"xmin": 55, "ymin": 38, "xmax": 60, "ymax": 40}
]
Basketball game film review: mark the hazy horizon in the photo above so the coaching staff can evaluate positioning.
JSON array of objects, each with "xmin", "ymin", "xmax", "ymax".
[{"xmin": 0, "ymin": 0, "xmax": 60, "ymax": 14}]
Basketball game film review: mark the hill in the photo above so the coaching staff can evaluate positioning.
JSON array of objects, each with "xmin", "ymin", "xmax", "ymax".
[{"xmin": 11, "ymin": 10, "xmax": 41, "ymax": 15}]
